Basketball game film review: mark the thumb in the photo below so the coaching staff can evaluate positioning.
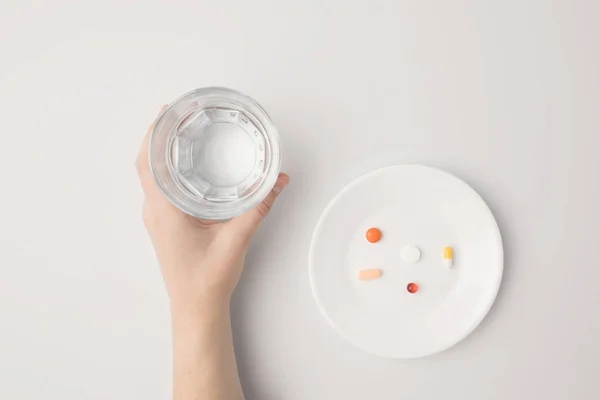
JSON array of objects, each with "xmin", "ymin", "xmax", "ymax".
[{"xmin": 230, "ymin": 173, "xmax": 290, "ymax": 235}]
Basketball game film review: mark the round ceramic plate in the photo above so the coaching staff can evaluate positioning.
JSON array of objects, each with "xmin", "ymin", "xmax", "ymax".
[{"xmin": 309, "ymin": 165, "xmax": 503, "ymax": 359}]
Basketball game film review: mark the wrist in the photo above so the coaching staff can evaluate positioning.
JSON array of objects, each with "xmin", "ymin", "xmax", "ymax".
[{"xmin": 170, "ymin": 293, "xmax": 230, "ymax": 322}]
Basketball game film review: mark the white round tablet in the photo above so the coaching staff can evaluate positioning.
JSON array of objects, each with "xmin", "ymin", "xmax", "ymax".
[{"xmin": 401, "ymin": 245, "xmax": 421, "ymax": 263}]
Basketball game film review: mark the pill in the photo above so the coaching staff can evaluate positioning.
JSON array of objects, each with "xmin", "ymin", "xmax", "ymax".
[
  {"xmin": 407, "ymin": 282, "xmax": 419, "ymax": 293},
  {"xmin": 358, "ymin": 269, "xmax": 382, "ymax": 281},
  {"xmin": 443, "ymin": 246, "xmax": 453, "ymax": 267},
  {"xmin": 365, "ymin": 228, "xmax": 382, "ymax": 243},
  {"xmin": 400, "ymin": 245, "xmax": 421, "ymax": 263}
]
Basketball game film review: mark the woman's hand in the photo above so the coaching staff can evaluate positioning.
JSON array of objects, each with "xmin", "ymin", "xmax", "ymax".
[
  {"xmin": 136, "ymin": 107, "xmax": 288, "ymax": 400},
  {"xmin": 136, "ymin": 107, "xmax": 289, "ymax": 310}
]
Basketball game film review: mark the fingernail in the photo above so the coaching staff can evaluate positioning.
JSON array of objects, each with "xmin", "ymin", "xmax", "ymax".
[{"xmin": 273, "ymin": 174, "xmax": 290, "ymax": 194}]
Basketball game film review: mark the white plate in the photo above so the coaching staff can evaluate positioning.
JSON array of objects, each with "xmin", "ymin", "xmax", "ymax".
[{"xmin": 309, "ymin": 165, "xmax": 503, "ymax": 359}]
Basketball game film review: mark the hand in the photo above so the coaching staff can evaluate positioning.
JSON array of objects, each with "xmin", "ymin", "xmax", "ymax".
[{"xmin": 136, "ymin": 107, "xmax": 289, "ymax": 310}]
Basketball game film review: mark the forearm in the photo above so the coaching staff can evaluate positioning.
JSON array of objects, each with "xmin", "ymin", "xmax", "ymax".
[{"xmin": 171, "ymin": 299, "xmax": 244, "ymax": 400}]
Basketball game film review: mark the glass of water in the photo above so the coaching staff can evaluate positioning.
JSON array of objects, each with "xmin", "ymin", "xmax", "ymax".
[{"xmin": 149, "ymin": 87, "xmax": 281, "ymax": 220}]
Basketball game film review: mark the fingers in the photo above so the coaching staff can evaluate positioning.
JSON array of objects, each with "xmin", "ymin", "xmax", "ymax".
[
  {"xmin": 230, "ymin": 173, "xmax": 290, "ymax": 235},
  {"xmin": 135, "ymin": 105, "xmax": 168, "ymax": 197},
  {"xmin": 256, "ymin": 173, "xmax": 290, "ymax": 218},
  {"xmin": 135, "ymin": 105, "xmax": 189, "ymax": 226}
]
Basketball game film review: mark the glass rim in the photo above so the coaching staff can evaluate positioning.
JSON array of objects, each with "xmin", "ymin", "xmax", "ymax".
[{"xmin": 149, "ymin": 87, "xmax": 281, "ymax": 220}]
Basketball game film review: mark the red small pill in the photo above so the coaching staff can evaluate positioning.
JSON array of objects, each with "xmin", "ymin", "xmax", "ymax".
[{"xmin": 407, "ymin": 282, "xmax": 419, "ymax": 294}]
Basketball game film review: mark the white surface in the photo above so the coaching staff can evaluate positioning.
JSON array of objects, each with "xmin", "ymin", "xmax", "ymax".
[
  {"xmin": 309, "ymin": 165, "xmax": 503, "ymax": 359},
  {"xmin": 0, "ymin": 1, "xmax": 599, "ymax": 399}
]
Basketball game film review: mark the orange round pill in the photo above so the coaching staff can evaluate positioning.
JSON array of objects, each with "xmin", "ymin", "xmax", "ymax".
[
  {"xmin": 365, "ymin": 228, "xmax": 382, "ymax": 243},
  {"xmin": 407, "ymin": 282, "xmax": 419, "ymax": 294}
]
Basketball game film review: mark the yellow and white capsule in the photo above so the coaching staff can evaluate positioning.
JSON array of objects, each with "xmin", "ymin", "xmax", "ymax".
[{"xmin": 443, "ymin": 246, "xmax": 453, "ymax": 267}]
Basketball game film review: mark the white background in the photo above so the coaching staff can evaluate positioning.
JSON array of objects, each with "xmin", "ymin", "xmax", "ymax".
[{"xmin": 1, "ymin": 1, "xmax": 598, "ymax": 399}]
